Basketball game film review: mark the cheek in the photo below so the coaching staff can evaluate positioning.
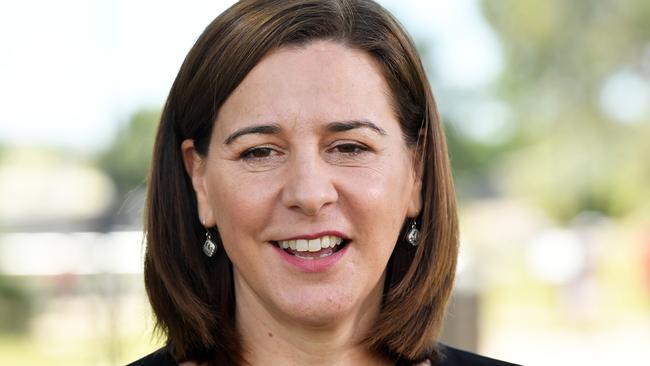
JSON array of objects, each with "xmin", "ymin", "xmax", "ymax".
[
  {"xmin": 207, "ymin": 171, "xmax": 276, "ymax": 240},
  {"xmin": 344, "ymin": 165, "xmax": 413, "ymax": 217}
]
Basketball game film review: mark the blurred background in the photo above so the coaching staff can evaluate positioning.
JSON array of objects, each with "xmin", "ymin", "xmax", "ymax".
[{"xmin": 1, "ymin": 0, "xmax": 649, "ymax": 364}]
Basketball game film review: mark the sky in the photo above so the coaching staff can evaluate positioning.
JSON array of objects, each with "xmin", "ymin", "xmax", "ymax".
[{"xmin": 0, "ymin": 0, "xmax": 502, "ymax": 152}]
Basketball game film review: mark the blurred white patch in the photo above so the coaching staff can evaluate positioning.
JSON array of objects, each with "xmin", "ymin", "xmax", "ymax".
[
  {"xmin": 0, "ymin": 0, "xmax": 237, "ymax": 151},
  {"xmin": 380, "ymin": 0, "xmax": 503, "ymax": 88},
  {"xmin": 0, "ymin": 231, "xmax": 145, "ymax": 275},
  {"xmin": 0, "ymin": 149, "xmax": 115, "ymax": 224},
  {"xmin": 599, "ymin": 70, "xmax": 650, "ymax": 124},
  {"xmin": 452, "ymin": 99, "xmax": 514, "ymax": 144},
  {"xmin": 527, "ymin": 228, "xmax": 585, "ymax": 284}
]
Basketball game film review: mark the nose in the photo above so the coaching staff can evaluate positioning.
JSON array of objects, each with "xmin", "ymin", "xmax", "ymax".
[{"xmin": 281, "ymin": 153, "xmax": 338, "ymax": 216}]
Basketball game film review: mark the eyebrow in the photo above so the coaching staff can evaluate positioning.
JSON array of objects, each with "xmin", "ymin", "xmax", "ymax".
[
  {"xmin": 325, "ymin": 120, "xmax": 387, "ymax": 135},
  {"xmin": 223, "ymin": 119, "xmax": 387, "ymax": 145},
  {"xmin": 224, "ymin": 124, "xmax": 282, "ymax": 144}
]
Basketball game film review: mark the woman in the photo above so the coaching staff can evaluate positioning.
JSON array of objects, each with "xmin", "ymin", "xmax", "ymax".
[{"xmin": 132, "ymin": 0, "xmax": 518, "ymax": 365}]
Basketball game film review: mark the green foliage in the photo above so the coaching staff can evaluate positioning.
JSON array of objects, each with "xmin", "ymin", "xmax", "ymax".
[
  {"xmin": 0, "ymin": 143, "xmax": 6, "ymax": 163},
  {"xmin": 446, "ymin": 124, "xmax": 512, "ymax": 197},
  {"xmin": 476, "ymin": 0, "xmax": 650, "ymax": 221},
  {"xmin": 0, "ymin": 276, "xmax": 32, "ymax": 334},
  {"xmin": 98, "ymin": 109, "xmax": 160, "ymax": 195}
]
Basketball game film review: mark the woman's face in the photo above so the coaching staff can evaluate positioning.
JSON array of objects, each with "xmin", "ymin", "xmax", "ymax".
[{"xmin": 184, "ymin": 40, "xmax": 421, "ymax": 327}]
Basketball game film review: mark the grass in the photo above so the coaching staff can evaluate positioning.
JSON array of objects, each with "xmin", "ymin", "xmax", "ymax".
[{"xmin": 0, "ymin": 333, "xmax": 163, "ymax": 366}]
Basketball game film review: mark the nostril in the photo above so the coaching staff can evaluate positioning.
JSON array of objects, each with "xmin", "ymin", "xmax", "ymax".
[{"xmin": 279, "ymin": 167, "xmax": 339, "ymax": 215}]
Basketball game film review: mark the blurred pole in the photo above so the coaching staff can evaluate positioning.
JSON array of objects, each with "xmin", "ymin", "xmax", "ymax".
[
  {"xmin": 440, "ymin": 291, "xmax": 479, "ymax": 352},
  {"xmin": 101, "ymin": 271, "xmax": 120, "ymax": 365}
]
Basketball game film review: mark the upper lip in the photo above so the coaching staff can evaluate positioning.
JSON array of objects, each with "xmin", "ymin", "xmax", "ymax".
[{"xmin": 274, "ymin": 231, "xmax": 350, "ymax": 241}]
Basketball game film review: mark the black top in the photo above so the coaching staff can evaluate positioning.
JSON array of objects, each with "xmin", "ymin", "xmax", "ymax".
[
  {"xmin": 127, "ymin": 345, "xmax": 520, "ymax": 366},
  {"xmin": 437, "ymin": 346, "xmax": 520, "ymax": 366}
]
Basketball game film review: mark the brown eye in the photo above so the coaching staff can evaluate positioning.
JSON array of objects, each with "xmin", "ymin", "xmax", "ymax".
[
  {"xmin": 240, "ymin": 147, "xmax": 274, "ymax": 160},
  {"xmin": 334, "ymin": 143, "xmax": 368, "ymax": 155}
]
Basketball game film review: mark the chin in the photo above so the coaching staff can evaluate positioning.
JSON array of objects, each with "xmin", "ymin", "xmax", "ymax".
[
  {"xmin": 288, "ymin": 308, "xmax": 353, "ymax": 329},
  {"xmin": 279, "ymin": 287, "xmax": 358, "ymax": 326}
]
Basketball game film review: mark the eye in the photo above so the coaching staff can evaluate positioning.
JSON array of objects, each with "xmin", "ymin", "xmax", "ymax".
[
  {"xmin": 332, "ymin": 143, "xmax": 369, "ymax": 155},
  {"xmin": 240, "ymin": 147, "xmax": 276, "ymax": 160},
  {"xmin": 237, "ymin": 145, "xmax": 286, "ymax": 171}
]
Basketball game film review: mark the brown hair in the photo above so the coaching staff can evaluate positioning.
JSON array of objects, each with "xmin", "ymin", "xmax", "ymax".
[{"xmin": 144, "ymin": 0, "xmax": 458, "ymax": 364}]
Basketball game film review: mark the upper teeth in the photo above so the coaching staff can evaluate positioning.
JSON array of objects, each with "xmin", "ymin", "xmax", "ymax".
[{"xmin": 278, "ymin": 236, "xmax": 344, "ymax": 252}]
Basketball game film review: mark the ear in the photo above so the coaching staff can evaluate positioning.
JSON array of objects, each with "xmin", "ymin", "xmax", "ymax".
[
  {"xmin": 407, "ymin": 150, "xmax": 423, "ymax": 218},
  {"xmin": 181, "ymin": 139, "xmax": 215, "ymax": 227}
]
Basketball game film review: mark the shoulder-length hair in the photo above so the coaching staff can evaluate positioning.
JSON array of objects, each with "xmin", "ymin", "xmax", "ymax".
[{"xmin": 144, "ymin": 0, "xmax": 458, "ymax": 364}]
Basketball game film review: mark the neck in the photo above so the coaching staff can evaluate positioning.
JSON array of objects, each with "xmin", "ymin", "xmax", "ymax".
[{"xmin": 234, "ymin": 276, "xmax": 392, "ymax": 366}]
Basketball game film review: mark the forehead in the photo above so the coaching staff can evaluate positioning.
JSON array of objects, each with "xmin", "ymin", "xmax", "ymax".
[{"xmin": 214, "ymin": 40, "xmax": 397, "ymax": 134}]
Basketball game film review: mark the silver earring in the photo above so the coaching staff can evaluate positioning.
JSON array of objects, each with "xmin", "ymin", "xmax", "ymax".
[
  {"xmin": 406, "ymin": 220, "xmax": 420, "ymax": 246},
  {"xmin": 203, "ymin": 230, "xmax": 217, "ymax": 257}
]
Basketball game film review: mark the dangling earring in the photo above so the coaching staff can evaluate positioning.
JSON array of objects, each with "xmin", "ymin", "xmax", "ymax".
[
  {"xmin": 203, "ymin": 230, "xmax": 217, "ymax": 257},
  {"xmin": 406, "ymin": 220, "xmax": 420, "ymax": 246}
]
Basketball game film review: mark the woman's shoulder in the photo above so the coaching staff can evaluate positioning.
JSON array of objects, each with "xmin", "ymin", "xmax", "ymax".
[
  {"xmin": 126, "ymin": 348, "xmax": 177, "ymax": 366},
  {"xmin": 438, "ymin": 344, "xmax": 521, "ymax": 366},
  {"xmin": 126, "ymin": 345, "xmax": 521, "ymax": 366}
]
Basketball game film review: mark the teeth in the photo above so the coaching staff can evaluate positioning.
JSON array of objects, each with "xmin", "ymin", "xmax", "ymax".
[
  {"xmin": 277, "ymin": 235, "xmax": 345, "ymax": 252},
  {"xmin": 321, "ymin": 236, "xmax": 331, "ymax": 248},
  {"xmin": 308, "ymin": 239, "xmax": 320, "ymax": 252},
  {"xmin": 296, "ymin": 239, "xmax": 308, "ymax": 251}
]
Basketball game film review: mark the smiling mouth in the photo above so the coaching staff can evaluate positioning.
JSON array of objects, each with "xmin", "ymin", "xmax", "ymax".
[{"xmin": 271, "ymin": 235, "xmax": 349, "ymax": 259}]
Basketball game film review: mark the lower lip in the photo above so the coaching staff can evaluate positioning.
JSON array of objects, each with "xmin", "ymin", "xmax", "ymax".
[{"xmin": 272, "ymin": 243, "xmax": 349, "ymax": 273}]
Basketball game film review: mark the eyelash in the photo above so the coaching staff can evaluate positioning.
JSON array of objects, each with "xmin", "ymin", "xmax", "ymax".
[
  {"xmin": 331, "ymin": 143, "xmax": 369, "ymax": 155},
  {"xmin": 239, "ymin": 143, "xmax": 370, "ymax": 161},
  {"xmin": 240, "ymin": 147, "xmax": 277, "ymax": 161}
]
